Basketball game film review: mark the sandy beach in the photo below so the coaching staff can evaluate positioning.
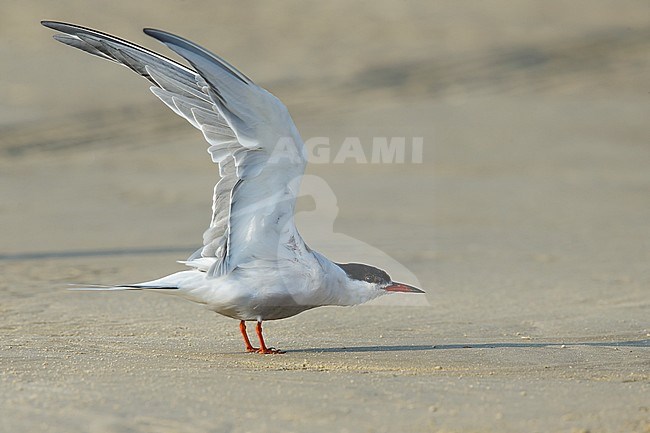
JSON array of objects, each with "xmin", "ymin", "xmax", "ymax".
[{"xmin": 1, "ymin": 2, "xmax": 649, "ymax": 432}]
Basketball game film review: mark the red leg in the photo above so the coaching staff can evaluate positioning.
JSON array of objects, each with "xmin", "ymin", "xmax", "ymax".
[
  {"xmin": 255, "ymin": 321, "xmax": 285, "ymax": 354},
  {"xmin": 239, "ymin": 320, "xmax": 258, "ymax": 352}
]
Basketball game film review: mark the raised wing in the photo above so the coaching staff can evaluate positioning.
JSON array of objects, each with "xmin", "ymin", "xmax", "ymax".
[{"xmin": 42, "ymin": 21, "xmax": 308, "ymax": 277}]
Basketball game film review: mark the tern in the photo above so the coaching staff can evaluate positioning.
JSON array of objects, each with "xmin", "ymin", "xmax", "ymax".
[{"xmin": 42, "ymin": 21, "xmax": 424, "ymax": 354}]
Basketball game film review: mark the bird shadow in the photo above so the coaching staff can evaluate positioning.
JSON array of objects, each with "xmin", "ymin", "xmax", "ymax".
[
  {"xmin": 289, "ymin": 339, "xmax": 649, "ymax": 353},
  {"xmin": 0, "ymin": 246, "xmax": 196, "ymax": 261}
]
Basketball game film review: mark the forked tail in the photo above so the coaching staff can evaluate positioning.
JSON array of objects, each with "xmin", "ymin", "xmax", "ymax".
[{"xmin": 68, "ymin": 284, "xmax": 179, "ymax": 291}]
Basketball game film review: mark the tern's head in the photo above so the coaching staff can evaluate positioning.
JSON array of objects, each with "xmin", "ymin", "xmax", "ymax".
[{"xmin": 335, "ymin": 262, "xmax": 424, "ymax": 304}]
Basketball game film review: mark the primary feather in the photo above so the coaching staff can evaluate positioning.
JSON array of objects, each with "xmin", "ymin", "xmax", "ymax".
[{"xmin": 42, "ymin": 21, "xmax": 307, "ymax": 280}]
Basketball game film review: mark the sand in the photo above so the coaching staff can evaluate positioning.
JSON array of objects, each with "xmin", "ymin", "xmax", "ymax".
[{"xmin": 1, "ymin": 2, "xmax": 649, "ymax": 432}]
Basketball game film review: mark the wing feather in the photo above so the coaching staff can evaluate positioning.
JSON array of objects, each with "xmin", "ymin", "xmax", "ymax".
[
  {"xmin": 146, "ymin": 65, "xmax": 210, "ymax": 102},
  {"xmin": 43, "ymin": 21, "xmax": 307, "ymax": 277}
]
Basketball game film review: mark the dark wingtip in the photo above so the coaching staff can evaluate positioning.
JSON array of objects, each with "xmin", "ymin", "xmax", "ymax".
[
  {"xmin": 142, "ymin": 28, "xmax": 180, "ymax": 49},
  {"xmin": 41, "ymin": 20, "xmax": 58, "ymax": 29},
  {"xmin": 142, "ymin": 27, "xmax": 252, "ymax": 85},
  {"xmin": 41, "ymin": 20, "xmax": 81, "ymax": 33},
  {"xmin": 143, "ymin": 28, "xmax": 169, "ymax": 40}
]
